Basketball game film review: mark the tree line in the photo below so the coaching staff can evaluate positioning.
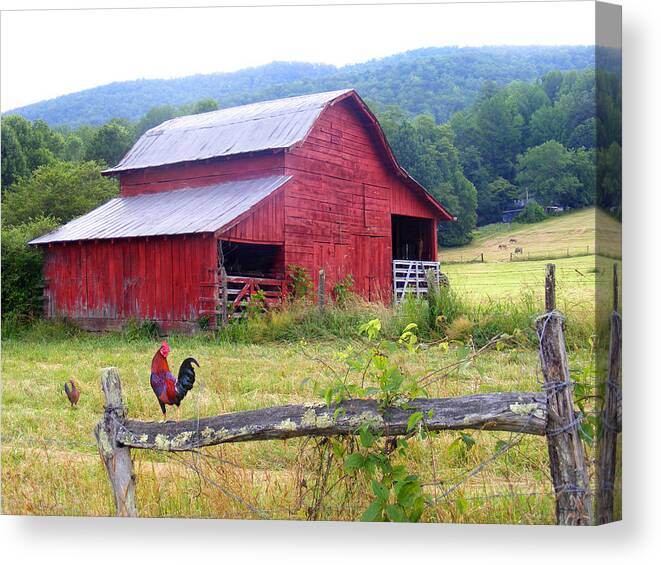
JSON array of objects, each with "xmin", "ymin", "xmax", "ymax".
[{"xmin": 1, "ymin": 67, "xmax": 620, "ymax": 322}]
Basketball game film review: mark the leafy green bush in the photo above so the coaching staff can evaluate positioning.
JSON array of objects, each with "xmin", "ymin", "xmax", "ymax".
[
  {"xmin": 287, "ymin": 264, "xmax": 312, "ymax": 300},
  {"xmin": 1, "ymin": 216, "xmax": 59, "ymax": 323},
  {"xmin": 516, "ymin": 201, "xmax": 547, "ymax": 224}
]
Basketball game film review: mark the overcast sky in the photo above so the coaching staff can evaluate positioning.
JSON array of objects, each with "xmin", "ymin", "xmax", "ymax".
[{"xmin": 1, "ymin": 0, "xmax": 596, "ymax": 111}]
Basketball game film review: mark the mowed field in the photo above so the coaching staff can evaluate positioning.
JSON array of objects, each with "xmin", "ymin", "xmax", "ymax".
[
  {"xmin": 1, "ymin": 329, "xmax": 590, "ymax": 523},
  {"xmin": 439, "ymin": 208, "xmax": 622, "ymax": 313},
  {"xmin": 440, "ymin": 207, "xmax": 621, "ymax": 264}
]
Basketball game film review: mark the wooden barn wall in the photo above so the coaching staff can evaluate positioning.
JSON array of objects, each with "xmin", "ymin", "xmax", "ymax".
[
  {"xmin": 43, "ymin": 235, "xmax": 216, "ymax": 329},
  {"xmin": 119, "ymin": 153, "xmax": 285, "ymax": 196},
  {"xmin": 284, "ymin": 99, "xmax": 439, "ymax": 302},
  {"xmin": 218, "ymin": 190, "xmax": 285, "ymax": 244}
]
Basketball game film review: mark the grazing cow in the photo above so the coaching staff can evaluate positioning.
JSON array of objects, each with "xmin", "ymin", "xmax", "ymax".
[
  {"xmin": 509, "ymin": 238, "xmax": 517, "ymax": 244},
  {"xmin": 498, "ymin": 244, "xmax": 507, "ymax": 250},
  {"xmin": 514, "ymin": 247, "xmax": 524, "ymax": 254}
]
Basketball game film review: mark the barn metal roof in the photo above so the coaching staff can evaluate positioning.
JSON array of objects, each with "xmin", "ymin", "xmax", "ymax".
[
  {"xmin": 29, "ymin": 175, "xmax": 291, "ymax": 245},
  {"xmin": 103, "ymin": 89, "xmax": 354, "ymax": 174}
]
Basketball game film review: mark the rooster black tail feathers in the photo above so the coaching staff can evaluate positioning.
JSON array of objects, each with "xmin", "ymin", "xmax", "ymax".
[{"xmin": 175, "ymin": 357, "xmax": 199, "ymax": 404}]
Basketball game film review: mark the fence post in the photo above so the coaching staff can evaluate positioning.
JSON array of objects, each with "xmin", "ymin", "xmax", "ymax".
[
  {"xmin": 318, "ymin": 269, "xmax": 326, "ymax": 311},
  {"xmin": 537, "ymin": 264, "xmax": 593, "ymax": 525},
  {"xmin": 217, "ymin": 240, "xmax": 229, "ymax": 327},
  {"xmin": 596, "ymin": 263, "xmax": 622, "ymax": 523},
  {"xmin": 220, "ymin": 265, "xmax": 229, "ymax": 326},
  {"xmin": 94, "ymin": 367, "xmax": 137, "ymax": 517}
]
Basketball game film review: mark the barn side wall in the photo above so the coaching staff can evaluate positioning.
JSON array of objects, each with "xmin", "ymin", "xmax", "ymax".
[
  {"xmin": 42, "ymin": 235, "xmax": 216, "ymax": 332},
  {"xmin": 284, "ymin": 98, "xmax": 439, "ymax": 302},
  {"xmin": 118, "ymin": 153, "xmax": 285, "ymax": 196},
  {"xmin": 218, "ymin": 189, "xmax": 285, "ymax": 244}
]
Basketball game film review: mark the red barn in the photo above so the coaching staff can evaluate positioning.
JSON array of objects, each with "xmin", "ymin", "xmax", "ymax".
[{"xmin": 30, "ymin": 89, "xmax": 454, "ymax": 332}]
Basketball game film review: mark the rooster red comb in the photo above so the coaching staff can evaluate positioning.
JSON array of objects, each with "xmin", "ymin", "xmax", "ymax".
[{"xmin": 160, "ymin": 341, "xmax": 170, "ymax": 357}]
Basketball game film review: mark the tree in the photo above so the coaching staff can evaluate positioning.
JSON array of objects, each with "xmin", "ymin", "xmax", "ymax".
[
  {"xmin": 478, "ymin": 177, "xmax": 519, "ymax": 225},
  {"xmin": 84, "ymin": 119, "xmax": 135, "ymax": 167},
  {"xmin": 597, "ymin": 142, "xmax": 621, "ymax": 218},
  {"xmin": 529, "ymin": 105, "xmax": 565, "ymax": 146},
  {"xmin": 2, "ymin": 160, "xmax": 119, "ymax": 227},
  {"xmin": 1, "ymin": 123, "xmax": 28, "ymax": 189},
  {"xmin": 1, "ymin": 216, "xmax": 60, "ymax": 322},
  {"xmin": 135, "ymin": 104, "xmax": 179, "ymax": 137},
  {"xmin": 474, "ymin": 90, "xmax": 523, "ymax": 181},
  {"xmin": 191, "ymin": 97, "xmax": 219, "ymax": 114},
  {"xmin": 1, "ymin": 115, "xmax": 62, "ymax": 189},
  {"xmin": 381, "ymin": 111, "xmax": 477, "ymax": 246},
  {"xmin": 515, "ymin": 141, "xmax": 581, "ymax": 207}
]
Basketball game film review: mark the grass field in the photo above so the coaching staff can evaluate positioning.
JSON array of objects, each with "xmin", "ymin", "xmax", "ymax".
[
  {"xmin": 440, "ymin": 207, "xmax": 621, "ymax": 263},
  {"xmin": 1, "ymin": 323, "xmax": 596, "ymax": 523},
  {"xmin": 1, "ymin": 208, "xmax": 618, "ymax": 522}
]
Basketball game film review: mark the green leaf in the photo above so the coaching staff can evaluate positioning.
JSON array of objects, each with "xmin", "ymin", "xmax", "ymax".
[
  {"xmin": 406, "ymin": 411, "xmax": 424, "ymax": 433},
  {"xmin": 360, "ymin": 500, "xmax": 384, "ymax": 522},
  {"xmin": 344, "ymin": 452, "xmax": 366, "ymax": 473},
  {"xmin": 455, "ymin": 495, "xmax": 467, "ymax": 515},
  {"xmin": 371, "ymin": 479, "xmax": 389, "ymax": 503},
  {"xmin": 494, "ymin": 440, "xmax": 509, "ymax": 454},
  {"xmin": 385, "ymin": 504, "xmax": 408, "ymax": 522},
  {"xmin": 402, "ymin": 323, "xmax": 418, "ymax": 333},
  {"xmin": 359, "ymin": 425, "xmax": 375, "ymax": 448},
  {"xmin": 460, "ymin": 433, "xmax": 476, "ymax": 450}
]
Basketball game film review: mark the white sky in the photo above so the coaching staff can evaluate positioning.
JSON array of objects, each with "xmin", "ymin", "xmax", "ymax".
[{"xmin": 0, "ymin": 0, "xmax": 597, "ymax": 111}]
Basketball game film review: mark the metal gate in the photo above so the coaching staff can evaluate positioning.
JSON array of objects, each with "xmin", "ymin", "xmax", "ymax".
[{"xmin": 392, "ymin": 260, "xmax": 440, "ymax": 303}]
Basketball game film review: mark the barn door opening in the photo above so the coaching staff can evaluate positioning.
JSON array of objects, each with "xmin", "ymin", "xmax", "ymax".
[
  {"xmin": 391, "ymin": 215, "xmax": 434, "ymax": 261},
  {"xmin": 217, "ymin": 240, "xmax": 285, "ymax": 314},
  {"xmin": 391, "ymin": 215, "xmax": 439, "ymax": 303}
]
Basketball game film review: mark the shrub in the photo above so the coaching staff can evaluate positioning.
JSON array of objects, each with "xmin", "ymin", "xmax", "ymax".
[
  {"xmin": 516, "ymin": 201, "xmax": 547, "ymax": 224},
  {"xmin": 123, "ymin": 318, "xmax": 160, "ymax": 341},
  {"xmin": 287, "ymin": 264, "xmax": 312, "ymax": 300},
  {"xmin": 1, "ymin": 216, "xmax": 59, "ymax": 323},
  {"xmin": 332, "ymin": 274, "xmax": 355, "ymax": 307}
]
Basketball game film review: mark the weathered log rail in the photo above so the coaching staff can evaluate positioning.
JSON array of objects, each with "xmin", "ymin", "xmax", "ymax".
[
  {"xmin": 116, "ymin": 393, "xmax": 547, "ymax": 451},
  {"xmin": 94, "ymin": 262, "xmax": 622, "ymax": 524}
]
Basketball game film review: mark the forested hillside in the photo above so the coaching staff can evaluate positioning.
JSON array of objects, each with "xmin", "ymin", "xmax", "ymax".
[{"xmin": 7, "ymin": 46, "xmax": 594, "ymax": 128}]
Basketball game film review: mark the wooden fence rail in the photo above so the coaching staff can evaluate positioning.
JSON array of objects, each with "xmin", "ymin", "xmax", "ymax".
[{"xmin": 94, "ymin": 262, "xmax": 621, "ymax": 524}]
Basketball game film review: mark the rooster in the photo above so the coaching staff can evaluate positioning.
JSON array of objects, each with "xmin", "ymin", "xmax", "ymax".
[
  {"xmin": 150, "ymin": 341, "xmax": 199, "ymax": 419},
  {"xmin": 64, "ymin": 380, "xmax": 80, "ymax": 407}
]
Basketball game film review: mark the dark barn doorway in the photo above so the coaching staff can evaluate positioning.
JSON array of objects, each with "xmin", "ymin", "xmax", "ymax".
[
  {"xmin": 219, "ymin": 241, "xmax": 284, "ymax": 278},
  {"xmin": 391, "ymin": 215, "xmax": 434, "ymax": 261}
]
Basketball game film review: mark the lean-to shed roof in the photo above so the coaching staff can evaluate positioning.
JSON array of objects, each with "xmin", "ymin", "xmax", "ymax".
[{"xmin": 29, "ymin": 175, "xmax": 291, "ymax": 245}]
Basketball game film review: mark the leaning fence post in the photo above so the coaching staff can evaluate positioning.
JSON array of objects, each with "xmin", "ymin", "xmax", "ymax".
[
  {"xmin": 596, "ymin": 263, "xmax": 622, "ymax": 523},
  {"xmin": 94, "ymin": 367, "xmax": 137, "ymax": 517},
  {"xmin": 537, "ymin": 264, "xmax": 593, "ymax": 525}
]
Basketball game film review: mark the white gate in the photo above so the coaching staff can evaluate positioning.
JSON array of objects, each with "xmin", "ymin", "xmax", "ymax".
[{"xmin": 392, "ymin": 260, "xmax": 441, "ymax": 303}]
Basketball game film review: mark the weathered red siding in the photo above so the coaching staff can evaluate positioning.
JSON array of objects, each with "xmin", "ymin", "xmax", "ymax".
[
  {"xmin": 283, "ymin": 98, "xmax": 438, "ymax": 301},
  {"xmin": 119, "ymin": 153, "xmax": 285, "ymax": 196},
  {"xmin": 218, "ymin": 189, "xmax": 285, "ymax": 244},
  {"xmin": 43, "ymin": 235, "xmax": 216, "ymax": 331}
]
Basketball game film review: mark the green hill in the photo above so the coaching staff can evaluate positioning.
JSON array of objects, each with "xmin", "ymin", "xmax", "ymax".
[{"xmin": 6, "ymin": 45, "xmax": 595, "ymax": 128}]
